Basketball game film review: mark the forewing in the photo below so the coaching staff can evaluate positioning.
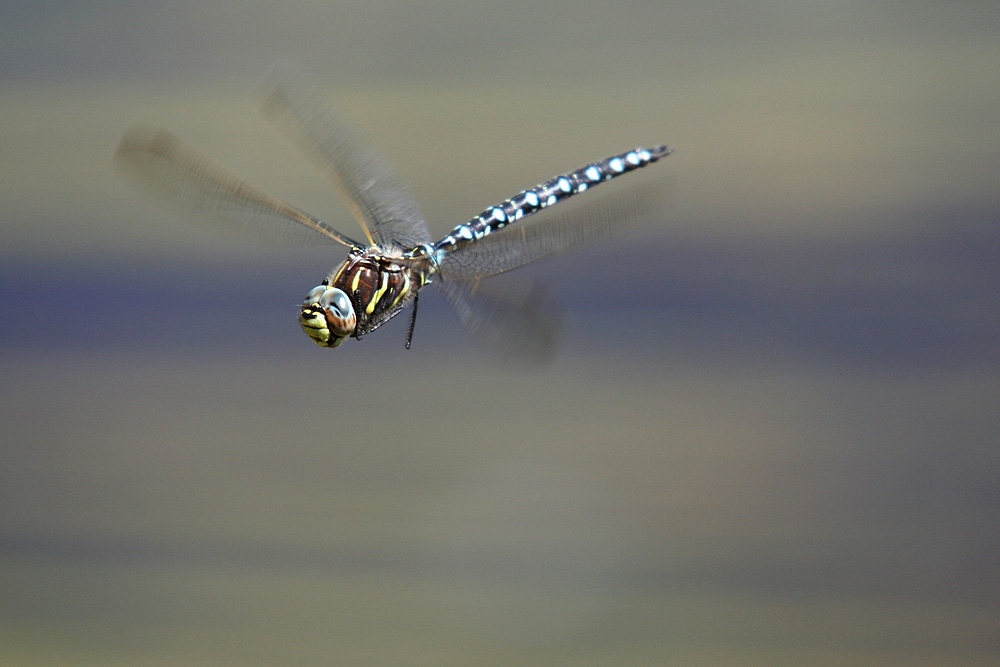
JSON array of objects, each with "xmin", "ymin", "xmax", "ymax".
[
  {"xmin": 115, "ymin": 126, "xmax": 360, "ymax": 248},
  {"xmin": 437, "ymin": 178, "xmax": 670, "ymax": 281},
  {"xmin": 259, "ymin": 73, "xmax": 432, "ymax": 251}
]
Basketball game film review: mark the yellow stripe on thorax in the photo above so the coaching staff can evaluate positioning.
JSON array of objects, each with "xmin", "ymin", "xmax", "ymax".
[
  {"xmin": 366, "ymin": 272, "xmax": 390, "ymax": 315},
  {"xmin": 330, "ymin": 263, "xmax": 349, "ymax": 287},
  {"xmin": 390, "ymin": 272, "xmax": 411, "ymax": 308}
]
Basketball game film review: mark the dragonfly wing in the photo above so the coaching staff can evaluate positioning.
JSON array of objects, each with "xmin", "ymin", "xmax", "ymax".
[
  {"xmin": 115, "ymin": 126, "xmax": 361, "ymax": 248},
  {"xmin": 259, "ymin": 73, "xmax": 433, "ymax": 251},
  {"xmin": 434, "ymin": 277, "xmax": 563, "ymax": 368},
  {"xmin": 436, "ymin": 177, "xmax": 670, "ymax": 281}
]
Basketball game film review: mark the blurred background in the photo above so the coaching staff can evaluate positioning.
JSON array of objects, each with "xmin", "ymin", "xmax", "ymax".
[{"xmin": 2, "ymin": 1, "xmax": 998, "ymax": 664}]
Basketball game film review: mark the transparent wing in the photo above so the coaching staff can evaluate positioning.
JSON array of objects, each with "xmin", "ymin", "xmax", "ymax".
[
  {"xmin": 258, "ymin": 72, "xmax": 432, "ymax": 251},
  {"xmin": 114, "ymin": 126, "xmax": 362, "ymax": 248},
  {"xmin": 436, "ymin": 178, "xmax": 670, "ymax": 281},
  {"xmin": 434, "ymin": 277, "xmax": 563, "ymax": 368}
]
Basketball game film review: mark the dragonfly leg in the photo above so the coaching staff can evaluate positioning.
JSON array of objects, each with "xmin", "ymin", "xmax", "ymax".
[
  {"xmin": 352, "ymin": 289, "xmax": 365, "ymax": 340},
  {"xmin": 405, "ymin": 291, "xmax": 420, "ymax": 350}
]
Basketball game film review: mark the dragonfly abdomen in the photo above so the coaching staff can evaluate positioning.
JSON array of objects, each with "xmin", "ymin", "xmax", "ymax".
[{"xmin": 432, "ymin": 145, "xmax": 671, "ymax": 256}]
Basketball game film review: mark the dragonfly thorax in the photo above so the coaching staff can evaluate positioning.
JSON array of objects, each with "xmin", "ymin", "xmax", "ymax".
[{"xmin": 299, "ymin": 250, "xmax": 428, "ymax": 348}]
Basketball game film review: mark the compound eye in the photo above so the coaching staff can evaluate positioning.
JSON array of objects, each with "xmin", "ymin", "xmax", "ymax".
[
  {"xmin": 303, "ymin": 285, "xmax": 327, "ymax": 304},
  {"xmin": 319, "ymin": 288, "xmax": 354, "ymax": 320}
]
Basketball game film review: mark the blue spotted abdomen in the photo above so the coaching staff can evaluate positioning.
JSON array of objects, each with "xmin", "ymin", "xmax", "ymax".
[{"xmin": 431, "ymin": 145, "xmax": 670, "ymax": 256}]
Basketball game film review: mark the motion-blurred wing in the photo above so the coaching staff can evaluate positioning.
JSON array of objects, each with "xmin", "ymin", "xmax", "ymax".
[
  {"xmin": 115, "ymin": 126, "xmax": 362, "ymax": 249},
  {"xmin": 259, "ymin": 72, "xmax": 432, "ymax": 251},
  {"xmin": 434, "ymin": 278, "xmax": 563, "ymax": 368}
]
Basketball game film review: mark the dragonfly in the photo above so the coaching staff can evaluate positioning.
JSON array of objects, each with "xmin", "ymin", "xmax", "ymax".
[{"xmin": 115, "ymin": 79, "xmax": 671, "ymax": 363}]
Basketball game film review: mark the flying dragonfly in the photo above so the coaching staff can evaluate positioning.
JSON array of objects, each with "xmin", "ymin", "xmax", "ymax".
[{"xmin": 115, "ymin": 80, "xmax": 671, "ymax": 364}]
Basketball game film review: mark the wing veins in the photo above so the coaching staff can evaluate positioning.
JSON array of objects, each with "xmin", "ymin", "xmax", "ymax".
[{"xmin": 115, "ymin": 126, "xmax": 362, "ymax": 249}]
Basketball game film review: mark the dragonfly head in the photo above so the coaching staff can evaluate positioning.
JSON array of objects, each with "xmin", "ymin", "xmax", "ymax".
[{"xmin": 299, "ymin": 285, "xmax": 357, "ymax": 347}]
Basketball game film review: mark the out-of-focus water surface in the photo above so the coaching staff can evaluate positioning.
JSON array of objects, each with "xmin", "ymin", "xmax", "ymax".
[{"xmin": 2, "ymin": 2, "xmax": 998, "ymax": 664}]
